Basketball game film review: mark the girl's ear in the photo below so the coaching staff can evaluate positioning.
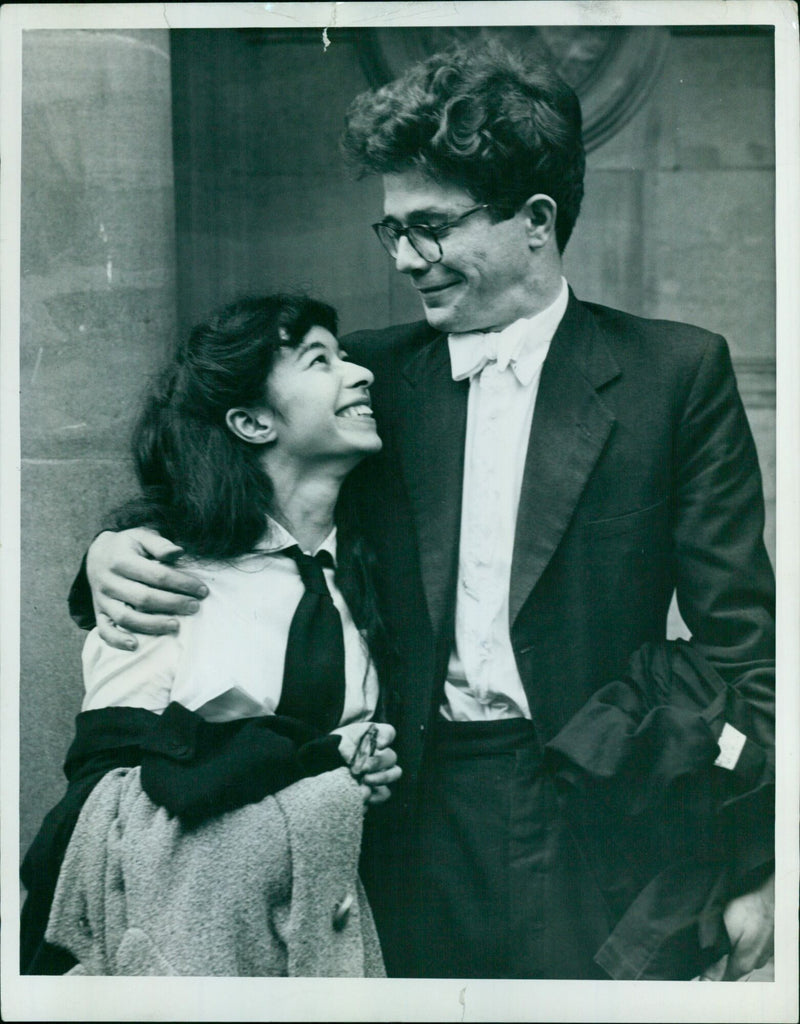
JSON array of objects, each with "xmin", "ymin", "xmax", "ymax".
[{"xmin": 225, "ymin": 407, "xmax": 277, "ymax": 445}]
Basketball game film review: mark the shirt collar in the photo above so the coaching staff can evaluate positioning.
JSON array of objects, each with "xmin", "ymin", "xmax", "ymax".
[
  {"xmin": 448, "ymin": 277, "xmax": 569, "ymax": 385},
  {"xmin": 254, "ymin": 514, "xmax": 338, "ymax": 561}
]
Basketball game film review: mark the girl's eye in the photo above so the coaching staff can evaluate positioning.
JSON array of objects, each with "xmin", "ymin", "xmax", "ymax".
[{"xmin": 310, "ymin": 353, "xmax": 329, "ymax": 366}]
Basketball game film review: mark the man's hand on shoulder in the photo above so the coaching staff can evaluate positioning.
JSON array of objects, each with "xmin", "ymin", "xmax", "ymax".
[{"xmin": 86, "ymin": 528, "xmax": 208, "ymax": 650}]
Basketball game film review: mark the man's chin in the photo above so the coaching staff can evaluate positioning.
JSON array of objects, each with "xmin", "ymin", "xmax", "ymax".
[{"xmin": 421, "ymin": 303, "xmax": 460, "ymax": 333}]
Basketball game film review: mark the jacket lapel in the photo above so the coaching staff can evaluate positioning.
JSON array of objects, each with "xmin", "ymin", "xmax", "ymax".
[
  {"xmin": 509, "ymin": 294, "xmax": 620, "ymax": 627},
  {"xmin": 396, "ymin": 333, "xmax": 469, "ymax": 638}
]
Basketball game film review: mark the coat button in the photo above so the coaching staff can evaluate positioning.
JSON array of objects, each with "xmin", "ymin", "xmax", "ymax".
[{"xmin": 332, "ymin": 892, "xmax": 353, "ymax": 931}]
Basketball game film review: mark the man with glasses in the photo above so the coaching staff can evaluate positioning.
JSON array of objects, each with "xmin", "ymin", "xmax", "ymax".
[
  {"xmin": 73, "ymin": 43, "xmax": 775, "ymax": 980},
  {"xmin": 372, "ymin": 203, "xmax": 490, "ymax": 262}
]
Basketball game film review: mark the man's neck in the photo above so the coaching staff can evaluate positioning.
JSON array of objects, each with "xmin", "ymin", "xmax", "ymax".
[
  {"xmin": 452, "ymin": 274, "xmax": 568, "ymax": 336},
  {"xmin": 505, "ymin": 273, "xmax": 566, "ymax": 328}
]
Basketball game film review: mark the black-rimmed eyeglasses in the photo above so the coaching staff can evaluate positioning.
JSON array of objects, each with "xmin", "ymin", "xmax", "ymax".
[{"xmin": 372, "ymin": 204, "xmax": 490, "ymax": 264}]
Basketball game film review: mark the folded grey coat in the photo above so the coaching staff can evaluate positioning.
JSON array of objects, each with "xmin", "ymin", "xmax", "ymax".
[{"xmin": 45, "ymin": 765, "xmax": 385, "ymax": 977}]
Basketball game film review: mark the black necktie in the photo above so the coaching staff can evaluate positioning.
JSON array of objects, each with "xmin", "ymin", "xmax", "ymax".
[{"xmin": 276, "ymin": 545, "xmax": 346, "ymax": 734}]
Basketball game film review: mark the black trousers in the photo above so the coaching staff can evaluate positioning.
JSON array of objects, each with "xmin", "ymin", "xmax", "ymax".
[{"xmin": 395, "ymin": 718, "xmax": 611, "ymax": 979}]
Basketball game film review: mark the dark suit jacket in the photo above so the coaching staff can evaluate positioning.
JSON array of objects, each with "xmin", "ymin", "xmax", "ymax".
[{"xmin": 341, "ymin": 288, "xmax": 775, "ymax": 837}]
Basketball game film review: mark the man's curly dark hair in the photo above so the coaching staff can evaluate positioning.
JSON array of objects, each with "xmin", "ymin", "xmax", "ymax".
[{"xmin": 341, "ymin": 41, "xmax": 585, "ymax": 253}]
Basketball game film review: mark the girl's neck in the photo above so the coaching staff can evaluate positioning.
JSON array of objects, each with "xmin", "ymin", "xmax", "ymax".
[{"xmin": 264, "ymin": 459, "xmax": 350, "ymax": 553}]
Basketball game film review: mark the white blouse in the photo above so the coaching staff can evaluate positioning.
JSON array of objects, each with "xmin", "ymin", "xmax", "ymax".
[{"xmin": 82, "ymin": 519, "xmax": 379, "ymax": 726}]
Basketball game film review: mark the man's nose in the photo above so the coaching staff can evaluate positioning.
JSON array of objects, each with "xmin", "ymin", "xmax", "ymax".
[{"xmin": 393, "ymin": 234, "xmax": 429, "ymax": 274}]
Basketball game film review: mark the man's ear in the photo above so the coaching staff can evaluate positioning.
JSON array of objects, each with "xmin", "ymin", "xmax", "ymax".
[
  {"xmin": 522, "ymin": 194, "xmax": 557, "ymax": 250},
  {"xmin": 225, "ymin": 407, "xmax": 277, "ymax": 445}
]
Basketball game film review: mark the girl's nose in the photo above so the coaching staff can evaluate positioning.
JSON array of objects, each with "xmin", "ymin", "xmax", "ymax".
[{"xmin": 344, "ymin": 360, "xmax": 374, "ymax": 389}]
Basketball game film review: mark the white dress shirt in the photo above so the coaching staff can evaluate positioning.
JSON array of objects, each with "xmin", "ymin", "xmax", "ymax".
[
  {"xmin": 82, "ymin": 517, "xmax": 379, "ymax": 726},
  {"xmin": 442, "ymin": 277, "xmax": 569, "ymax": 721}
]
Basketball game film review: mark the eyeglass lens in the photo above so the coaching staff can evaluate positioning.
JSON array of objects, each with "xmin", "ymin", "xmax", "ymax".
[{"xmin": 375, "ymin": 224, "xmax": 441, "ymax": 262}]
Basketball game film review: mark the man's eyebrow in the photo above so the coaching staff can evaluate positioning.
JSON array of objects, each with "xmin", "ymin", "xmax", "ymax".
[{"xmin": 382, "ymin": 206, "xmax": 458, "ymax": 225}]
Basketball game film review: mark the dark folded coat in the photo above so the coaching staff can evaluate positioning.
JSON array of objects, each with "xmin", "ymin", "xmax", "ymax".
[{"xmin": 543, "ymin": 639, "xmax": 774, "ymax": 980}]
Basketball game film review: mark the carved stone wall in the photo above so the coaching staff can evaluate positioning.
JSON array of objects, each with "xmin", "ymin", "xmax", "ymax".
[{"xmin": 19, "ymin": 29, "xmax": 177, "ymax": 857}]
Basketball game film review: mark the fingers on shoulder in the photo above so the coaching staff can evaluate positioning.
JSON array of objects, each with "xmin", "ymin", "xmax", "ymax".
[
  {"xmin": 106, "ymin": 603, "xmax": 181, "ymax": 636},
  {"xmin": 96, "ymin": 613, "xmax": 138, "ymax": 651},
  {"xmin": 132, "ymin": 528, "xmax": 183, "ymax": 560}
]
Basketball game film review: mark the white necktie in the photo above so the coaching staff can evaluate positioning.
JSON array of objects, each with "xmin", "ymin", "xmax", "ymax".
[{"xmin": 449, "ymin": 317, "xmax": 536, "ymax": 383}]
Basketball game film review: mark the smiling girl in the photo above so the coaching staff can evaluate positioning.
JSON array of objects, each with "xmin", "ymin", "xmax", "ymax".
[{"xmin": 22, "ymin": 294, "xmax": 399, "ymax": 977}]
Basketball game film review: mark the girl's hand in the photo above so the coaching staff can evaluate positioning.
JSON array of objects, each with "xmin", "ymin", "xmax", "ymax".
[{"xmin": 332, "ymin": 722, "xmax": 402, "ymax": 806}]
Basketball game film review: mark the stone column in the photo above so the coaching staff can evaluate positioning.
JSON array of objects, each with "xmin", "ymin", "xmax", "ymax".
[{"xmin": 19, "ymin": 29, "xmax": 177, "ymax": 857}]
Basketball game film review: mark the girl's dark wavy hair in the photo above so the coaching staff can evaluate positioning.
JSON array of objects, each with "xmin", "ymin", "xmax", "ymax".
[
  {"xmin": 341, "ymin": 41, "xmax": 585, "ymax": 253},
  {"xmin": 111, "ymin": 293, "xmax": 385, "ymax": 654}
]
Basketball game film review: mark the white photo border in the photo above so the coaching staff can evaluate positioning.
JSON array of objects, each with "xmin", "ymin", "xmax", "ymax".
[{"xmin": 2, "ymin": 3, "xmax": 797, "ymax": 1022}]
